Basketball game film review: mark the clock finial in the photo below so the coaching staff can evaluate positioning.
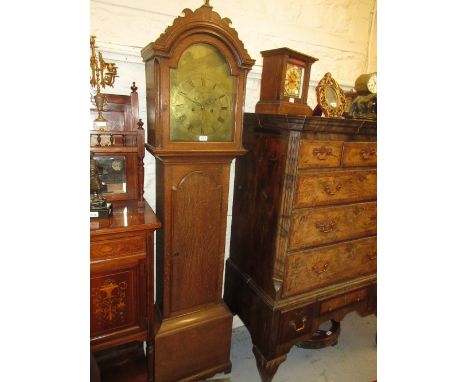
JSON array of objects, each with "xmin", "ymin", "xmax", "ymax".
[{"xmin": 203, "ymin": 0, "xmax": 211, "ymax": 7}]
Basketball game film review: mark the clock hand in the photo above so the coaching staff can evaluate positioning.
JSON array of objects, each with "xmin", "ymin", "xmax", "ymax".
[
  {"xmin": 179, "ymin": 92, "xmax": 203, "ymax": 107},
  {"xmin": 204, "ymin": 94, "xmax": 226, "ymax": 107}
]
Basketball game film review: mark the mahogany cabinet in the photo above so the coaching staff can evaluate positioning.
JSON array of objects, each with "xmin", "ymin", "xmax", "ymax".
[
  {"xmin": 90, "ymin": 85, "xmax": 161, "ymax": 382},
  {"xmin": 91, "ymin": 201, "xmax": 161, "ymax": 351},
  {"xmin": 224, "ymin": 113, "xmax": 377, "ymax": 382}
]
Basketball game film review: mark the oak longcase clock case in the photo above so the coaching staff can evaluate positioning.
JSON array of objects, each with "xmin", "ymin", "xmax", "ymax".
[{"xmin": 141, "ymin": 2, "xmax": 254, "ymax": 381}]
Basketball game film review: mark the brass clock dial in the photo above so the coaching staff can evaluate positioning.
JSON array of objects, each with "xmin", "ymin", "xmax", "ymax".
[
  {"xmin": 170, "ymin": 43, "xmax": 236, "ymax": 142},
  {"xmin": 283, "ymin": 63, "xmax": 304, "ymax": 98},
  {"xmin": 355, "ymin": 72, "xmax": 377, "ymax": 95}
]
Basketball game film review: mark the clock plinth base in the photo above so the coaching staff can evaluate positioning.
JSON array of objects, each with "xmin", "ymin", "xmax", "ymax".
[
  {"xmin": 255, "ymin": 101, "xmax": 312, "ymax": 117},
  {"xmin": 154, "ymin": 304, "xmax": 233, "ymax": 382}
]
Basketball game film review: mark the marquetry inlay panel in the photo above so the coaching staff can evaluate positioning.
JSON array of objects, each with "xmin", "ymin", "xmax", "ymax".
[{"xmin": 91, "ymin": 269, "xmax": 137, "ymax": 335}]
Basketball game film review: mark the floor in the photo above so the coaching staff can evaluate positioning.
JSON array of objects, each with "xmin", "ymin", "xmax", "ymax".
[{"xmin": 212, "ymin": 312, "xmax": 377, "ymax": 382}]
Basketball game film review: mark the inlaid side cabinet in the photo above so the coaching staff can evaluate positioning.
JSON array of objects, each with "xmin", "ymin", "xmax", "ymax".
[
  {"xmin": 90, "ymin": 85, "xmax": 161, "ymax": 382},
  {"xmin": 224, "ymin": 113, "xmax": 377, "ymax": 382}
]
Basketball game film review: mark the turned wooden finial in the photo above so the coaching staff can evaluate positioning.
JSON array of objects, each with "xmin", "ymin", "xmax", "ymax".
[
  {"xmin": 203, "ymin": 0, "xmax": 211, "ymax": 7},
  {"xmin": 137, "ymin": 119, "xmax": 144, "ymax": 129},
  {"xmin": 131, "ymin": 81, "xmax": 138, "ymax": 93}
]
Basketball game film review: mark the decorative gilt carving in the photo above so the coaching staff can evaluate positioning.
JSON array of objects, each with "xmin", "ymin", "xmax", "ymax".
[{"xmin": 314, "ymin": 72, "xmax": 347, "ymax": 118}]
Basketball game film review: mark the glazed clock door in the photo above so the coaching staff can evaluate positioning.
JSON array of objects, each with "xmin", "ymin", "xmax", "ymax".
[{"xmin": 169, "ymin": 43, "xmax": 236, "ymax": 142}]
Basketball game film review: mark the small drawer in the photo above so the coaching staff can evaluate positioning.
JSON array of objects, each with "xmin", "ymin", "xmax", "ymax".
[
  {"xmin": 294, "ymin": 169, "xmax": 376, "ymax": 208},
  {"xmin": 298, "ymin": 140, "xmax": 342, "ymax": 169},
  {"xmin": 289, "ymin": 202, "xmax": 377, "ymax": 250},
  {"xmin": 278, "ymin": 303, "xmax": 316, "ymax": 344},
  {"xmin": 91, "ymin": 235, "xmax": 146, "ymax": 260},
  {"xmin": 283, "ymin": 237, "xmax": 377, "ymax": 297},
  {"xmin": 342, "ymin": 142, "xmax": 377, "ymax": 167},
  {"xmin": 320, "ymin": 288, "xmax": 368, "ymax": 314}
]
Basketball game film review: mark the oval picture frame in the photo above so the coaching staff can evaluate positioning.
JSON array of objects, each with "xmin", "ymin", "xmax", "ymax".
[{"xmin": 314, "ymin": 72, "xmax": 347, "ymax": 118}]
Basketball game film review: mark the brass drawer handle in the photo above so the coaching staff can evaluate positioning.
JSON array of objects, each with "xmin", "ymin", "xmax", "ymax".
[
  {"xmin": 322, "ymin": 183, "xmax": 342, "ymax": 195},
  {"xmin": 359, "ymin": 147, "xmax": 376, "ymax": 160},
  {"xmin": 312, "ymin": 263, "xmax": 329, "ymax": 275},
  {"xmin": 367, "ymin": 253, "xmax": 377, "ymax": 261},
  {"xmin": 289, "ymin": 316, "xmax": 307, "ymax": 332},
  {"xmin": 312, "ymin": 146, "xmax": 334, "ymax": 160},
  {"xmin": 315, "ymin": 220, "xmax": 336, "ymax": 233}
]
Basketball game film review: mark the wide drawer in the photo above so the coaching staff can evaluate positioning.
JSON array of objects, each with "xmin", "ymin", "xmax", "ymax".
[
  {"xmin": 289, "ymin": 202, "xmax": 377, "ymax": 250},
  {"xmin": 298, "ymin": 140, "xmax": 343, "ymax": 169},
  {"xmin": 342, "ymin": 142, "xmax": 377, "ymax": 167},
  {"xmin": 294, "ymin": 170, "xmax": 376, "ymax": 208},
  {"xmin": 278, "ymin": 303, "xmax": 316, "ymax": 344},
  {"xmin": 91, "ymin": 234, "xmax": 146, "ymax": 260},
  {"xmin": 283, "ymin": 237, "xmax": 377, "ymax": 297},
  {"xmin": 319, "ymin": 288, "xmax": 368, "ymax": 314}
]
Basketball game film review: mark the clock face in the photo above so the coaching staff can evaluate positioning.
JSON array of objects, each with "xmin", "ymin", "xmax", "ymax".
[
  {"xmin": 367, "ymin": 73, "xmax": 377, "ymax": 94},
  {"xmin": 111, "ymin": 159, "xmax": 121, "ymax": 172},
  {"xmin": 170, "ymin": 43, "xmax": 236, "ymax": 142},
  {"xmin": 283, "ymin": 63, "xmax": 304, "ymax": 98}
]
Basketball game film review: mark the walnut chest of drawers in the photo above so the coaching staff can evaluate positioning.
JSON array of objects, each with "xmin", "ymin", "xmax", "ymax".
[{"xmin": 224, "ymin": 113, "xmax": 377, "ymax": 382}]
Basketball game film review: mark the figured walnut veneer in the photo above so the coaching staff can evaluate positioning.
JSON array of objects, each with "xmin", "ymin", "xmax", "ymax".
[{"xmin": 224, "ymin": 113, "xmax": 377, "ymax": 382}]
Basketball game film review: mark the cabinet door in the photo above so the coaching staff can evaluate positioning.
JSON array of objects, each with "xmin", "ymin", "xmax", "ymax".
[{"xmin": 90, "ymin": 254, "xmax": 147, "ymax": 349}]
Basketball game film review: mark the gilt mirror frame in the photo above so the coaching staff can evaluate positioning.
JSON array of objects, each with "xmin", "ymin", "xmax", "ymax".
[{"xmin": 315, "ymin": 72, "xmax": 347, "ymax": 117}]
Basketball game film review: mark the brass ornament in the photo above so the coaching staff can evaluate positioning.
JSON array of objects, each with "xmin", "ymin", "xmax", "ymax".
[{"xmin": 90, "ymin": 36, "xmax": 118, "ymax": 124}]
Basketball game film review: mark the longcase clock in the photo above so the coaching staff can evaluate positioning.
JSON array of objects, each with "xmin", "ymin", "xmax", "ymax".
[{"xmin": 141, "ymin": 1, "xmax": 254, "ymax": 381}]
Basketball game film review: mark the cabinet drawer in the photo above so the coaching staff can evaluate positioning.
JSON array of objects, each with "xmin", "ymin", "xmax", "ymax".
[
  {"xmin": 91, "ymin": 235, "xmax": 146, "ymax": 260},
  {"xmin": 319, "ymin": 288, "xmax": 368, "ymax": 314},
  {"xmin": 342, "ymin": 142, "xmax": 377, "ymax": 167},
  {"xmin": 278, "ymin": 303, "xmax": 316, "ymax": 344},
  {"xmin": 283, "ymin": 237, "xmax": 377, "ymax": 297},
  {"xmin": 289, "ymin": 202, "xmax": 377, "ymax": 250},
  {"xmin": 298, "ymin": 141, "xmax": 342, "ymax": 169},
  {"xmin": 294, "ymin": 170, "xmax": 376, "ymax": 208}
]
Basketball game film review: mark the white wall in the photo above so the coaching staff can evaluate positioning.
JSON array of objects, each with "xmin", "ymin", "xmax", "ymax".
[{"xmin": 90, "ymin": 0, "xmax": 377, "ymax": 326}]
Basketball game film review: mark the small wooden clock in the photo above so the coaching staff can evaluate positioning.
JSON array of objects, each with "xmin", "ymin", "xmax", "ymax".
[{"xmin": 255, "ymin": 47, "xmax": 318, "ymax": 116}]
